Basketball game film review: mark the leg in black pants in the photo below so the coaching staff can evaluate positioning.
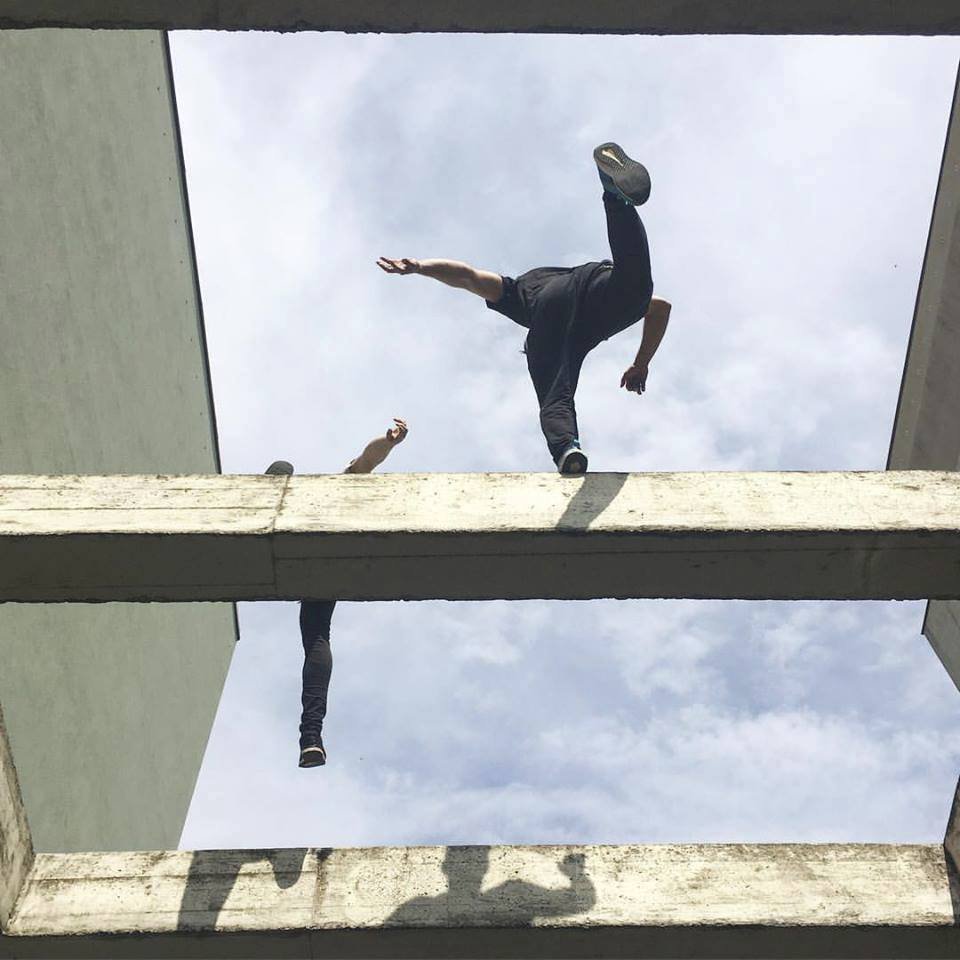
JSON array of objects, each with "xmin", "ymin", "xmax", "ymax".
[
  {"xmin": 577, "ymin": 194, "xmax": 654, "ymax": 351},
  {"xmin": 299, "ymin": 600, "xmax": 335, "ymax": 751},
  {"xmin": 525, "ymin": 300, "xmax": 583, "ymax": 464},
  {"xmin": 529, "ymin": 195, "xmax": 654, "ymax": 463}
]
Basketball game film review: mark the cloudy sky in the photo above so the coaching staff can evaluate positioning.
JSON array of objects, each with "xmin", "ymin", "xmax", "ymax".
[{"xmin": 170, "ymin": 31, "xmax": 960, "ymax": 849}]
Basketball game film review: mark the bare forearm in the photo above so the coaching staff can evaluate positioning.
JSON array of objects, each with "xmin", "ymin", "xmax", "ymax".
[
  {"xmin": 635, "ymin": 297, "xmax": 671, "ymax": 364},
  {"xmin": 345, "ymin": 437, "xmax": 394, "ymax": 474},
  {"xmin": 378, "ymin": 256, "xmax": 502, "ymax": 300},
  {"xmin": 416, "ymin": 259, "xmax": 477, "ymax": 290},
  {"xmin": 417, "ymin": 259, "xmax": 504, "ymax": 300}
]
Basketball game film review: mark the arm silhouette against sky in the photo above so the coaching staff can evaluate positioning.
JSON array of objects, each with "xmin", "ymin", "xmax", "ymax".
[{"xmin": 345, "ymin": 418, "xmax": 408, "ymax": 474}]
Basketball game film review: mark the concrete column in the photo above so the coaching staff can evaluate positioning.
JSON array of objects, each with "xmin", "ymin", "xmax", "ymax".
[
  {"xmin": 887, "ymin": 66, "xmax": 960, "ymax": 695},
  {"xmin": 0, "ymin": 29, "xmax": 236, "ymax": 853},
  {"xmin": 0, "ymin": 702, "xmax": 33, "ymax": 934}
]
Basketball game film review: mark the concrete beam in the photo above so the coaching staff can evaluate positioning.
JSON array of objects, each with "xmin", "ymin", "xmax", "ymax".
[
  {"xmin": 0, "ymin": 702, "xmax": 33, "ymax": 934},
  {"xmin": 2, "ymin": 843, "xmax": 959, "ymax": 958},
  {"xmin": 2, "ymin": 471, "xmax": 960, "ymax": 601},
  {"xmin": 2, "ymin": 1, "xmax": 960, "ymax": 34},
  {"xmin": 887, "ymin": 66, "xmax": 960, "ymax": 694}
]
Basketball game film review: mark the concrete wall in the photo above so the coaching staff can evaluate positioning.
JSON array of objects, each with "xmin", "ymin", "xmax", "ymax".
[
  {"xmin": 0, "ymin": 702, "xmax": 32, "ymax": 933},
  {"xmin": 2, "ymin": 0, "xmax": 960, "ymax": 34},
  {"xmin": 0, "ymin": 30, "xmax": 236, "ymax": 852},
  {"xmin": 888, "ymin": 66, "xmax": 960, "ymax": 694}
]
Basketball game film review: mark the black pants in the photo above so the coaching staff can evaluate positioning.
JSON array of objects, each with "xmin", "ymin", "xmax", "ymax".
[
  {"xmin": 527, "ymin": 196, "xmax": 653, "ymax": 461},
  {"xmin": 299, "ymin": 600, "xmax": 335, "ymax": 747}
]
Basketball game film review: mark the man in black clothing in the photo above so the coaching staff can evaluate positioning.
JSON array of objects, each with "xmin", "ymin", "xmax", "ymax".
[
  {"xmin": 377, "ymin": 142, "xmax": 671, "ymax": 474},
  {"xmin": 265, "ymin": 417, "xmax": 408, "ymax": 768}
]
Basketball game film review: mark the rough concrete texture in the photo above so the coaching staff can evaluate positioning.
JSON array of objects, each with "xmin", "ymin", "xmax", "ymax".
[
  {"xmin": 888, "ymin": 69, "xmax": 960, "ymax": 472},
  {"xmin": 0, "ymin": 30, "xmax": 235, "ymax": 853},
  {"xmin": 0, "ymin": 703, "xmax": 32, "ymax": 933},
  {"xmin": 887, "ymin": 66, "xmax": 960, "ymax": 694},
  {"xmin": 2, "ymin": 0, "xmax": 960, "ymax": 33},
  {"xmin": 925, "ymin": 601, "xmax": 960, "ymax": 693},
  {"xmin": 1, "ymin": 844, "xmax": 957, "ymax": 958},
  {"xmin": 2, "ymin": 470, "xmax": 960, "ymax": 601},
  {"xmin": 945, "ymin": 777, "xmax": 960, "ymax": 875}
]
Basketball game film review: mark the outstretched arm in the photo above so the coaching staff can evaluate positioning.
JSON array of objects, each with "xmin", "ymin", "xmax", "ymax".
[
  {"xmin": 377, "ymin": 257, "xmax": 503, "ymax": 302},
  {"xmin": 621, "ymin": 297, "xmax": 672, "ymax": 395},
  {"xmin": 344, "ymin": 418, "xmax": 408, "ymax": 474}
]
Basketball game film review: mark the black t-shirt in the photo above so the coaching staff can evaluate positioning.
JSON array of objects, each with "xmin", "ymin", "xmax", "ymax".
[{"xmin": 485, "ymin": 261, "xmax": 613, "ymax": 330}]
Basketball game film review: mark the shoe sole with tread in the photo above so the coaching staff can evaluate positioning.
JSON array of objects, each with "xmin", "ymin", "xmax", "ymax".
[{"xmin": 593, "ymin": 142, "xmax": 651, "ymax": 206}]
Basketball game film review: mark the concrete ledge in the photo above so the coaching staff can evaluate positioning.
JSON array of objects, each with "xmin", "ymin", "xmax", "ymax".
[
  {"xmin": 2, "ymin": 471, "xmax": 960, "ymax": 601},
  {"xmin": 1, "ymin": 843, "xmax": 958, "ymax": 958},
  {"xmin": 2, "ymin": 1, "xmax": 960, "ymax": 34},
  {"xmin": 3, "ymin": 471, "xmax": 960, "ymax": 601}
]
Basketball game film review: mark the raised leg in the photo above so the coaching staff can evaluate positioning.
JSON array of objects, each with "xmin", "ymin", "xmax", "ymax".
[{"xmin": 600, "ymin": 194, "xmax": 654, "ymax": 330}]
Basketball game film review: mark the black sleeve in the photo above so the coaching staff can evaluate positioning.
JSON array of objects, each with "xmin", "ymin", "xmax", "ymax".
[{"xmin": 485, "ymin": 276, "xmax": 528, "ymax": 327}]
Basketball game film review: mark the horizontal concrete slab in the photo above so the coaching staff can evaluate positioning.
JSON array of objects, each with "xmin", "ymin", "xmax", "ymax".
[
  {"xmin": 1, "ymin": 843, "xmax": 958, "ymax": 958},
  {"xmin": 2, "ymin": 471, "xmax": 960, "ymax": 601},
  {"xmin": 2, "ymin": 0, "xmax": 960, "ymax": 33}
]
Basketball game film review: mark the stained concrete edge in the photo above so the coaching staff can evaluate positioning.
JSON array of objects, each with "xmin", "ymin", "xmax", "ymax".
[
  {"xmin": 2, "ymin": 843, "xmax": 957, "ymax": 958},
  {"xmin": 3, "ymin": 0, "xmax": 960, "ymax": 33},
  {"xmin": 3, "ymin": 471, "xmax": 960, "ymax": 600}
]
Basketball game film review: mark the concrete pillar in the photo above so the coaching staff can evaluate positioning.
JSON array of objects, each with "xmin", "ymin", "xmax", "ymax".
[
  {"xmin": 0, "ymin": 702, "xmax": 32, "ymax": 934},
  {"xmin": 887, "ymin": 66, "xmax": 960, "ymax": 695},
  {"xmin": 0, "ymin": 30, "xmax": 236, "ymax": 853}
]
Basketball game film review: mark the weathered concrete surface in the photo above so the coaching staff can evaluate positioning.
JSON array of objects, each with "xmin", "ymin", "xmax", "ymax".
[
  {"xmin": 0, "ymin": 30, "xmax": 235, "ymax": 853},
  {"xmin": 888, "ymin": 71, "xmax": 960, "ymax": 472},
  {"xmin": 2, "ymin": 471, "xmax": 960, "ymax": 602},
  {"xmin": 1, "ymin": 844, "xmax": 957, "ymax": 958},
  {"xmin": 925, "ymin": 601, "xmax": 960, "ymax": 693},
  {"xmin": 887, "ymin": 66, "xmax": 960, "ymax": 694},
  {"xmin": 2, "ymin": 0, "xmax": 960, "ymax": 34},
  {"xmin": 945, "ymin": 776, "xmax": 960, "ymax": 875},
  {"xmin": 0, "ymin": 703, "xmax": 32, "ymax": 934}
]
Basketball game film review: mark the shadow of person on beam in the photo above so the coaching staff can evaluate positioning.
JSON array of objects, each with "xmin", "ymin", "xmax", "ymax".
[
  {"xmin": 176, "ymin": 847, "xmax": 309, "ymax": 932},
  {"xmin": 556, "ymin": 472, "xmax": 629, "ymax": 532},
  {"xmin": 386, "ymin": 846, "xmax": 596, "ymax": 928}
]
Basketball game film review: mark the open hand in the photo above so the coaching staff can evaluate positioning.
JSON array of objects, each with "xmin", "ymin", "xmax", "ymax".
[
  {"xmin": 386, "ymin": 418, "xmax": 408, "ymax": 444},
  {"xmin": 377, "ymin": 257, "xmax": 421, "ymax": 275},
  {"xmin": 620, "ymin": 362, "xmax": 649, "ymax": 394}
]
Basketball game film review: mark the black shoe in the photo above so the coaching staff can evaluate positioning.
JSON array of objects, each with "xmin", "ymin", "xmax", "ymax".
[
  {"xmin": 593, "ymin": 142, "xmax": 651, "ymax": 206},
  {"xmin": 265, "ymin": 460, "xmax": 294, "ymax": 476},
  {"xmin": 557, "ymin": 445, "xmax": 588, "ymax": 475},
  {"xmin": 299, "ymin": 736, "xmax": 326, "ymax": 768}
]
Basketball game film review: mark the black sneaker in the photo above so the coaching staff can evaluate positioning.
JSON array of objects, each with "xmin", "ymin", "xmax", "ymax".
[
  {"xmin": 557, "ymin": 445, "xmax": 588, "ymax": 475},
  {"xmin": 593, "ymin": 142, "xmax": 651, "ymax": 206},
  {"xmin": 265, "ymin": 460, "xmax": 294, "ymax": 476},
  {"xmin": 299, "ymin": 737, "xmax": 326, "ymax": 768}
]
